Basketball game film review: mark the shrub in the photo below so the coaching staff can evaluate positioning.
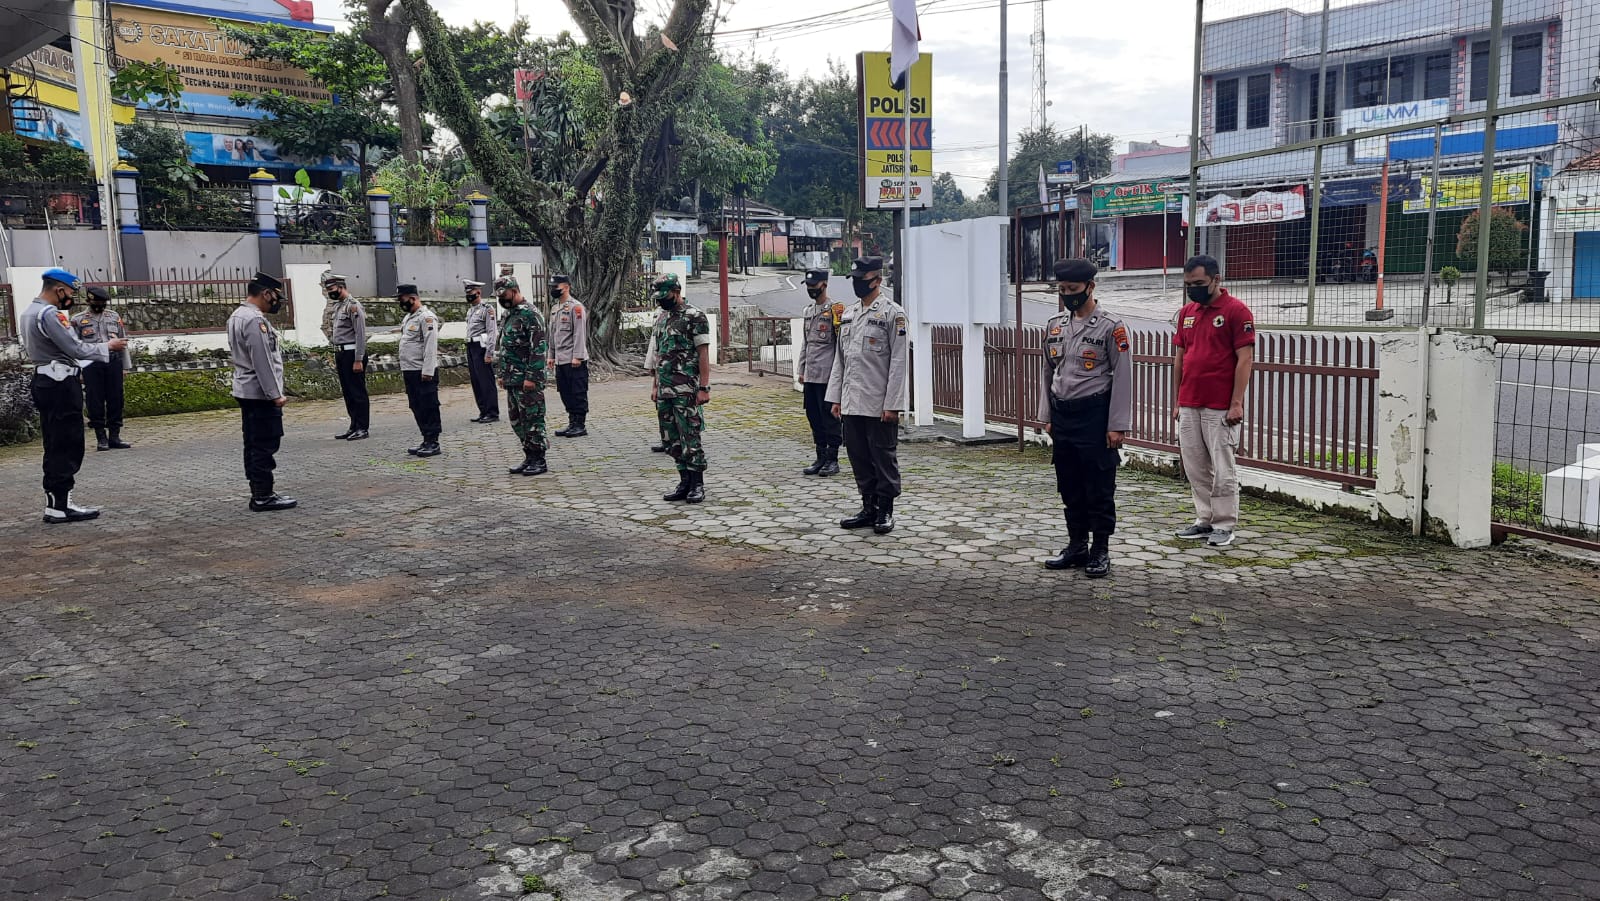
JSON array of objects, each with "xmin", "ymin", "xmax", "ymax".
[
  {"xmin": 1456, "ymin": 208, "xmax": 1527, "ymax": 279},
  {"xmin": 1491, "ymin": 462, "xmax": 1542, "ymax": 527},
  {"xmin": 0, "ymin": 358, "xmax": 40, "ymax": 446}
]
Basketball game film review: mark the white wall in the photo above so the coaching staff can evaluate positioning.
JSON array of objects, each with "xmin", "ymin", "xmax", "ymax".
[
  {"xmin": 143, "ymin": 231, "xmax": 260, "ymax": 276},
  {"xmin": 283, "ymin": 244, "xmax": 381, "ymax": 298},
  {"xmin": 1, "ymin": 228, "xmax": 114, "ymax": 277}
]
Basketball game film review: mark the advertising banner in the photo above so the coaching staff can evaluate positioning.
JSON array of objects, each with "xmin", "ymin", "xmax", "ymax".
[
  {"xmin": 1403, "ymin": 169, "xmax": 1532, "ymax": 214},
  {"xmin": 1343, "ymin": 98, "xmax": 1450, "ymax": 162},
  {"xmin": 12, "ymin": 103, "xmax": 89, "ymax": 150},
  {"xmin": 856, "ymin": 51, "xmax": 932, "ymax": 210},
  {"xmin": 1548, "ymin": 174, "xmax": 1600, "ymax": 233},
  {"xmin": 1320, "ymin": 176, "xmax": 1420, "ymax": 208},
  {"xmin": 1196, "ymin": 186, "xmax": 1306, "ymax": 226},
  {"xmin": 183, "ymin": 132, "xmax": 360, "ymax": 172},
  {"xmin": 111, "ymin": 3, "xmax": 330, "ymax": 119},
  {"xmin": 1091, "ymin": 179, "xmax": 1182, "ymax": 217}
]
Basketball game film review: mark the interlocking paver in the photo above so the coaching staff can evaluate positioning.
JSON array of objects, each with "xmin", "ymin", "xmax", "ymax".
[{"xmin": 1, "ymin": 370, "xmax": 1598, "ymax": 900}]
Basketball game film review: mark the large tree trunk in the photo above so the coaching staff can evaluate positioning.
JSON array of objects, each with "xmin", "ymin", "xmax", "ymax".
[{"xmin": 363, "ymin": 0, "xmax": 432, "ymax": 243}]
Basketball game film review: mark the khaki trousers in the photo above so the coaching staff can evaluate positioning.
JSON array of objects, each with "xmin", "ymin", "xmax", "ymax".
[{"xmin": 1179, "ymin": 406, "xmax": 1240, "ymax": 531}]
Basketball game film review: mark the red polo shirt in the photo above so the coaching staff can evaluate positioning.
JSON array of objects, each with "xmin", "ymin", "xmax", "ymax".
[{"xmin": 1173, "ymin": 290, "xmax": 1255, "ymax": 410}]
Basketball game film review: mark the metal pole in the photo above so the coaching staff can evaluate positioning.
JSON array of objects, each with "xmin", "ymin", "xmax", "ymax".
[
  {"xmin": 1014, "ymin": 213, "xmax": 1025, "ymax": 450},
  {"xmin": 998, "ymin": 0, "xmax": 1009, "ymax": 217},
  {"xmin": 718, "ymin": 221, "xmax": 731, "ymax": 363},
  {"xmin": 1526, "ymin": 158, "xmax": 1537, "ymax": 277},
  {"xmin": 1375, "ymin": 157, "xmax": 1390, "ymax": 311},
  {"xmin": 902, "ymin": 72, "xmax": 913, "ymax": 314},
  {"xmin": 1421, "ymin": 123, "xmax": 1443, "ymax": 320},
  {"xmin": 1473, "ymin": 0, "xmax": 1505, "ymax": 330},
  {"xmin": 1305, "ymin": 0, "xmax": 1332, "ymax": 327},
  {"xmin": 1185, "ymin": 0, "xmax": 1204, "ymax": 260}
]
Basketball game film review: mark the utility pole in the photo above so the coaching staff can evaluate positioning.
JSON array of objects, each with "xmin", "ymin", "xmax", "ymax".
[{"xmin": 997, "ymin": 0, "xmax": 1008, "ymax": 217}]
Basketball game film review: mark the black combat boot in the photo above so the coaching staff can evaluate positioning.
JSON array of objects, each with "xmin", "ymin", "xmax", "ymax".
[
  {"xmin": 650, "ymin": 440, "xmax": 667, "ymax": 453},
  {"xmin": 1084, "ymin": 534, "xmax": 1112, "ymax": 579},
  {"xmin": 564, "ymin": 417, "xmax": 587, "ymax": 438},
  {"xmin": 106, "ymin": 429, "xmax": 131, "ymax": 449},
  {"xmin": 554, "ymin": 423, "xmax": 573, "ymax": 437},
  {"xmin": 802, "ymin": 446, "xmax": 826, "ymax": 475},
  {"xmin": 684, "ymin": 471, "xmax": 705, "ymax": 504},
  {"xmin": 523, "ymin": 450, "xmax": 548, "ymax": 476},
  {"xmin": 94, "ymin": 427, "xmax": 110, "ymax": 451},
  {"xmin": 508, "ymin": 453, "xmax": 533, "ymax": 474},
  {"xmin": 1045, "ymin": 527, "xmax": 1091, "ymax": 570},
  {"xmin": 873, "ymin": 496, "xmax": 896, "ymax": 535},
  {"xmin": 817, "ymin": 446, "xmax": 840, "ymax": 477},
  {"xmin": 840, "ymin": 496, "xmax": 877, "ymax": 529},
  {"xmin": 663, "ymin": 473, "xmax": 692, "ymax": 502},
  {"xmin": 345, "ymin": 429, "xmax": 368, "ymax": 441}
]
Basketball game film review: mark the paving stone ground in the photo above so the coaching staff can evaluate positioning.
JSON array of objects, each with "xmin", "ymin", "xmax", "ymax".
[{"xmin": 2, "ymin": 370, "xmax": 1599, "ymax": 901}]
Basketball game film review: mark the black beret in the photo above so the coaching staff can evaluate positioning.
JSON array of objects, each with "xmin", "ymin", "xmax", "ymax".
[
  {"xmin": 87, "ymin": 286, "xmax": 111, "ymax": 302},
  {"xmin": 1053, "ymin": 258, "xmax": 1099, "ymax": 283}
]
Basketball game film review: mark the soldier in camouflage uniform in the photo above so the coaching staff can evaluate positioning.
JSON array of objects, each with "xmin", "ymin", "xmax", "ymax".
[
  {"xmin": 651, "ymin": 273, "xmax": 712, "ymax": 504},
  {"xmin": 493, "ymin": 276, "xmax": 550, "ymax": 476}
]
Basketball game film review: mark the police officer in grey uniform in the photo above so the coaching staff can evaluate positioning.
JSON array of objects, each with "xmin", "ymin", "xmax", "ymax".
[
  {"xmin": 71, "ymin": 286, "xmax": 133, "ymax": 451},
  {"xmin": 1039, "ymin": 258, "xmax": 1132, "ymax": 577},
  {"xmin": 323, "ymin": 271, "xmax": 370, "ymax": 440},
  {"xmin": 797, "ymin": 268, "xmax": 842, "ymax": 477},
  {"xmin": 549, "ymin": 274, "xmax": 591, "ymax": 437},
  {"xmin": 228, "ymin": 272, "xmax": 297, "ymax": 512},
  {"xmin": 826, "ymin": 256, "xmax": 909, "ymax": 535},
  {"xmin": 397, "ymin": 284, "xmax": 442, "ymax": 457},
  {"xmin": 20, "ymin": 268, "xmax": 129, "ymax": 523},
  {"xmin": 464, "ymin": 279, "xmax": 500, "ymax": 423}
]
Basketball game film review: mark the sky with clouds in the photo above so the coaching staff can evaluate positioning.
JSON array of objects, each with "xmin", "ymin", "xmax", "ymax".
[{"xmin": 322, "ymin": 0, "xmax": 1200, "ymax": 198}]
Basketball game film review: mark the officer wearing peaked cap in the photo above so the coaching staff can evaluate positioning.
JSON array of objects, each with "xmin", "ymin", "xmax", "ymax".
[
  {"xmin": 21, "ymin": 268, "xmax": 129, "ymax": 523},
  {"xmin": 797, "ymin": 268, "xmax": 843, "ymax": 477},
  {"xmin": 826, "ymin": 256, "xmax": 909, "ymax": 535},
  {"xmin": 397, "ymin": 284, "xmax": 443, "ymax": 457},
  {"xmin": 463, "ymin": 278, "xmax": 501, "ymax": 423},
  {"xmin": 228, "ymin": 272, "xmax": 297, "ymax": 511},
  {"xmin": 1039, "ymin": 257, "xmax": 1132, "ymax": 577},
  {"xmin": 322, "ymin": 271, "xmax": 370, "ymax": 440},
  {"xmin": 549, "ymin": 273, "xmax": 591, "ymax": 438}
]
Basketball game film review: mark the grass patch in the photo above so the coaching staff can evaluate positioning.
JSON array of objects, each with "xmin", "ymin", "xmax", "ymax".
[{"xmin": 1492, "ymin": 462, "xmax": 1543, "ymax": 528}]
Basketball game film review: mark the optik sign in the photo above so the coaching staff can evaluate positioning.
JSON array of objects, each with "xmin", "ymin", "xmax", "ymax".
[{"xmin": 1343, "ymin": 98, "xmax": 1449, "ymax": 162}]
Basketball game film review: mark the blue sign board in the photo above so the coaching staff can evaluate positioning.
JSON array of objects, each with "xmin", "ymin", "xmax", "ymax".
[
  {"xmin": 1056, "ymin": 161, "xmax": 1076, "ymax": 174},
  {"xmin": 1320, "ymin": 176, "xmax": 1419, "ymax": 208}
]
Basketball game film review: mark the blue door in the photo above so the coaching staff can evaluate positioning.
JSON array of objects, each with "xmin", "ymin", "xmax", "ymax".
[{"xmin": 1576, "ymin": 231, "xmax": 1600, "ymax": 300}]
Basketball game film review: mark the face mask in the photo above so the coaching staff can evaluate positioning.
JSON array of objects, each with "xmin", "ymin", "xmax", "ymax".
[
  {"xmin": 1059, "ymin": 289, "xmax": 1090, "ymax": 312},
  {"xmin": 466, "ymin": 292, "xmax": 480, "ymax": 303},
  {"xmin": 806, "ymin": 287, "xmax": 824, "ymax": 300},
  {"xmin": 1186, "ymin": 283, "xmax": 1214, "ymax": 304},
  {"xmin": 655, "ymin": 292, "xmax": 677, "ymax": 311},
  {"xmin": 399, "ymin": 299, "xmax": 415, "ymax": 313},
  {"xmin": 325, "ymin": 286, "xmax": 342, "ymax": 299},
  {"xmin": 266, "ymin": 293, "xmax": 284, "ymax": 315},
  {"xmin": 851, "ymin": 278, "xmax": 876, "ymax": 300},
  {"xmin": 499, "ymin": 295, "xmax": 518, "ymax": 310},
  {"xmin": 549, "ymin": 286, "xmax": 564, "ymax": 300},
  {"xmin": 90, "ymin": 301, "xmax": 107, "ymax": 313}
]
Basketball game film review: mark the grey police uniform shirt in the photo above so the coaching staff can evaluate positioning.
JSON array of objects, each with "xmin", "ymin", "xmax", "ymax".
[
  {"xmin": 824, "ymin": 295, "xmax": 910, "ymax": 416},
  {"xmin": 227, "ymin": 303, "xmax": 285, "ymax": 400},
  {"xmin": 399, "ymin": 305, "xmax": 441, "ymax": 375},
  {"xmin": 797, "ymin": 299, "xmax": 841, "ymax": 385},
  {"xmin": 550, "ymin": 298, "xmax": 588, "ymax": 364},
  {"xmin": 330, "ymin": 296, "xmax": 368, "ymax": 358},
  {"xmin": 69, "ymin": 308, "xmax": 131, "ymax": 370},
  {"xmin": 21, "ymin": 299, "xmax": 111, "ymax": 374},
  {"xmin": 466, "ymin": 301, "xmax": 497, "ymax": 355},
  {"xmin": 1038, "ymin": 308, "xmax": 1134, "ymax": 432}
]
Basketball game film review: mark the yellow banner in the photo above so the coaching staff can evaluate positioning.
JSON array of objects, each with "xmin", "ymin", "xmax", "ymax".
[
  {"xmin": 109, "ymin": 4, "xmax": 329, "ymax": 109},
  {"xmin": 1404, "ymin": 169, "xmax": 1532, "ymax": 214},
  {"xmin": 857, "ymin": 52, "xmax": 932, "ymax": 210}
]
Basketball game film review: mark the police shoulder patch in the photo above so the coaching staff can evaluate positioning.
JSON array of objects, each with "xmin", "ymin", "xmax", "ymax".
[
  {"xmin": 56, "ymin": 310, "xmax": 70, "ymax": 327},
  {"xmin": 259, "ymin": 321, "xmax": 269, "ymax": 333},
  {"xmin": 1242, "ymin": 321, "xmax": 1255, "ymax": 333}
]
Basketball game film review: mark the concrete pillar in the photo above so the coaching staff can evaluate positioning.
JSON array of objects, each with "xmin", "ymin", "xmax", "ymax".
[
  {"xmin": 367, "ymin": 188, "xmax": 397, "ymax": 297},
  {"xmin": 249, "ymin": 169, "xmax": 283, "ymax": 278},
  {"xmin": 790, "ymin": 317, "xmax": 805, "ymax": 393},
  {"xmin": 960, "ymin": 321, "xmax": 986, "ymax": 437},
  {"xmin": 911, "ymin": 321, "xmax": 935, "ymax": 427},
  {"xmin": 467, "ymin": 191, "xmax": 493, "ymax": 284},
  {"xmin": 112, "ymin": 162, "xmax": 149, "ymax": 281},
  {"xmin": 1539, "ymin": 189, "xmax": 1568, "ymax": 303},
  {"xmin": 1421, "ymin": 332, "xmax": 1496, "ymax": 548}
]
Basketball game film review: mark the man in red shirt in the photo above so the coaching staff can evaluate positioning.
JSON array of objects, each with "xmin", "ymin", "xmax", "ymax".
[{"xmin": 1172, "ymin": 255, "xmax": 1255, "ymax": 546}]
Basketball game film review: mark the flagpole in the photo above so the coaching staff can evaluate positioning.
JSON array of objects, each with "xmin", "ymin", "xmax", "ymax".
[{"xmin": 902, "ymin": 71, "xmax": 912, "ymax": 314}]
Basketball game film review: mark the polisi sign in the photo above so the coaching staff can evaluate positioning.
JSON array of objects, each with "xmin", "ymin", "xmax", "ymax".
[
  {"xmin": 1344, "ymin": 98, "xmax": 1449, "ymax": 162},
  {"xmin": 856, "ymin": 51, "xmax": 933, "ymax": 210}
]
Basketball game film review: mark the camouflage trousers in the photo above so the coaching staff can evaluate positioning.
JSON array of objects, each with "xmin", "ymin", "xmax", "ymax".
[
  {"xmin": 656, "ymin": 394, "xmax": 706, "ymax": 472},
  {"xmin": 507, "ymin": 387, "xmax": 547, "ymax": 454}
]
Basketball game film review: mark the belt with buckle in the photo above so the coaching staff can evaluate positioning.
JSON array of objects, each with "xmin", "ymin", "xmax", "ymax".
[
  {"xmin": 35, "ymin": 361, "xmax": 78, "ymax": 381},
  {"xmin": 1052, "ymin": 389, "xmax": 1112, "ymax": 412},
  {"xmin": 339, "ymin": 344, "xmax": 357, "ymax": 351}
]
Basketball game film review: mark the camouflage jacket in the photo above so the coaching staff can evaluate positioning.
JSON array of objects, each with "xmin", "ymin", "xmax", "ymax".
[
  {"xmin": 496, "ymin": 302, "xmax": 548, "ymax": 387},
  {"xmin": 654, "ymin": 303, "xmax": 711, "ymax": 398}
]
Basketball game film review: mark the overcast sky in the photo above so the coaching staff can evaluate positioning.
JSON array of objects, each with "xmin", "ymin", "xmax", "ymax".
[{"xmin": 326, "ymin": 0, "xmax": 1199, "ymax": 200}]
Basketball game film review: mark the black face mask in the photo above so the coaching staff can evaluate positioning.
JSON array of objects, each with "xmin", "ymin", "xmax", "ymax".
[
  {"xmin": 325, "ymin": 286, "xmax": 342, "ymax": 300},
  {"xmin": 656, "ymin": 294, "xmax": 678, "ymax": 311},
  {"xmin": 1186, "ymin": 284, "xmax": 1215, "ymax": 305},
  {"xmin": 466, "ymin": 292, "xmax": 480, "ymax": 303},
  {"xmin": 1059, "ymin": 289, "xmax": 1090, "ymax": 312},
  {"xmin": 90, "ymin": 301, "xmax": 107, "ymax": 314},
  {"xmin": 266, "ymin": 293, "xmax": 284, "ymax": 315},
  {"xmin": 806, "ymin": 287, "xmax": 825, "ymax": 300},
  {"xmin": 499, "ymin": 295, "xmax": 518, "ymax": 311},
  {"xmin": 549, "ymin": 286, "xmax": 564, "ymax": 300},
  {"xmin": 399, "ymin": 299, "xmax": 416, "ymax": 313},
  {"xmin": 851, "ymin": 278, "xmax": 877, "ymax": 300}
]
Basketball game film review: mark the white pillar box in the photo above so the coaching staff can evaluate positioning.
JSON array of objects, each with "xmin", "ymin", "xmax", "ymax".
[
  {"xmin": 249, "ymin": 169, "xmax": 278, "ymax": 236},
  {"xmin": 1542, "ymin": 445, "xmax": 1600, "ymax": 532},
  {"xmin": 112, "ymin": 162, "xmax": 141, "ymax": 233}
]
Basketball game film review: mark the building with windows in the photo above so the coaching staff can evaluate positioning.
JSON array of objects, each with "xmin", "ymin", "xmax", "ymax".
[{"xmin": 1192, "ymin": 0, "xmax": 1598, "ymax": 279}]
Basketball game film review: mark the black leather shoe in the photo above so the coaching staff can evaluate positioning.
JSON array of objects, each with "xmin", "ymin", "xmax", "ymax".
[
  {"xmin": 406, "ymin": 443, "xmax": 423, "ymax": 455},
  {"xmin": 481, "ymin": 415, "xmax": 498, "ymax": 423},
  {"xmin": 554, "ymin": 425, "xmax": 573, "ymax": 437},
  {"xmin": 872, "ymin": 498, "xmax": 896, "ymax": 535},
  {"xmin": 345, "ymin": 429, "xmax": 368, "ymax": 441},
  {"xmin": 249, "ymin": 493, "xmax": 298, "ymax": 512},
  {"xmin": 817, "ymin": 458, "xmax": 840, "ymax": 477},
  {"xmin": 335, "ymin": 427, "xmax": 356, "ymax": 439},
  {"xmin": 650, "ymin": 442, "xmax": 667, "ymax": 453},
  {"xmin": 802, "ymin": 448, "xmax": 825, "ymax": 475},
  {"xmin": 469, "ymin": 415, "xmax": 486, "ymax": 423},
  {"xmin": 1044, "ymin": 540, "xmax": 1090, "ymax": 570},
  {"xmin": 107, "ymin": 430, "xmax": 131, "ymax": 449},
  {"xmin": 663, "ymin": 476, "xmax": 692, "ymax": 502},
  {"xmin": 95, "ymin": 428, "xmax": 110, "ymax": 451},
  {"xmin": 684, "ymin": 471, "xmax": 705, "ymax": 504},
  {"xmin": 414, "ymin": 442, "xmax": 441, "ymax": 458},
  {"xmin": 840, "ymin": 502, "xmax": 876, "ymax": 530},
  {"xmin": 1084, "ymin": 541, "xmax": 1111, "ymax": 578},
  {"xmin": 562, "ymin": 427, "xmax": 587, "ymax": 438},
  {"xmin": 522, "ymin": 454, "xmax": 548, "ymax": 476},
  {"xmin": 508, "ymin": 454, "xmax": 532, "ymax": 474}
]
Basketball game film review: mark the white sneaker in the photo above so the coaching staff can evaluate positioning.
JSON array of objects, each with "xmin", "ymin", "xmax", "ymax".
[{"xmin": 1207, "ymin": 529, "xmax": 1235, "ymax": 547}]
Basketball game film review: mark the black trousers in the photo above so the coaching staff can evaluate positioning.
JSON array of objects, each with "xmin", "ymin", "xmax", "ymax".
[
  {"xmin": 841, "ymin": 414, "xmax": 901, "ymax": 501},
  {"xmin": 555, "ymin": 360, "xmax": 589, "ymax": 422},
  {"xmin": 466, "ymin": 343, "xmax": 499, "ymax": 417},
  {"xmin": 31, "ymin": 374, "xmax": 85, "ymax": 497},
  {"xmin": 81, "ymin": 361, "xmax": 125, "ymax": 430},
  {"xmin": 334, "ymin": 349, "xmax": 370, "ymax": 430},
  {"xmin": 403, "ymin": 370, "xmax": 441, "ymax": 441},
  {"xmin": 1050, "ymin": 392, "xmax": 1120, "ymax": 535},
  {"xmin": 237, "ymin": 397, "xmax": 284, "ymax": 495},
  {"xmin": 802, "ymin": 382, "xmax": 842, "ymax": 451}
]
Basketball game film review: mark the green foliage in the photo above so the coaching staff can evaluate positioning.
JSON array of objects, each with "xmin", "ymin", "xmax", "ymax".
[
  {"xmin": 763, "ymin": 61, "xmax": 863, "ymax": 221},
  {"xmin": 1491, "ymin": 462, "xmax": 1542, "ymax": 527},
  {"xmin": 673, "ymin": 57, "xmax": 780, "ymax": 198},
  {"xmin": 122, "ymin": 370, "xmax": 236, "ymax": 418},
  {"xmin": 0, "ymin": 133, "xmax": 37, "ymax": 176},
  {"xmin": 373, "ymin": 157, "xmax": 466, "ymax": 243},
  {"xmin": 1455, "ymin": 208, "xmax": 1528, "ymax": 276},
  {"xmin": 34, "ymin": 145, "xmax": 93, "ymax": 181},
  {"xmin": 915, "ymin": 172, "xmax": 992, "ymax": 225},
  {"xmin": 0, "ymin": 359, "xmax": 41, "ymax": 445},
  {"xmin": 118, "ymin": 123, "xmax": 209, "ymax": 192},
  {"xmin": 1439, "ymin": 266, "xmax": 1462, "ymax": 283},
  {"xmin": 984, "ymin": 124, "xmax": 1116, "ymax": 212},
  {"xmin": 439, "ymin": 18, "xmax": 540, "ymax": 104},
  {"xmin": 110, "ymin": 61, "xmax": 186, "ymax": 120}
]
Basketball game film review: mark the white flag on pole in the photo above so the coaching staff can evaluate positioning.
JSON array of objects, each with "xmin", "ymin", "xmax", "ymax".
[{"xmin": 889, "ymin": 0, "xmax": 920, "ymax": 88}]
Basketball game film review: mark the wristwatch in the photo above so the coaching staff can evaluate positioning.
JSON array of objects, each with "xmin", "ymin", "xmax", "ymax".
[{"xmin": 698, "ymin": 385, "xmax": 711, "ymax": 393}]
